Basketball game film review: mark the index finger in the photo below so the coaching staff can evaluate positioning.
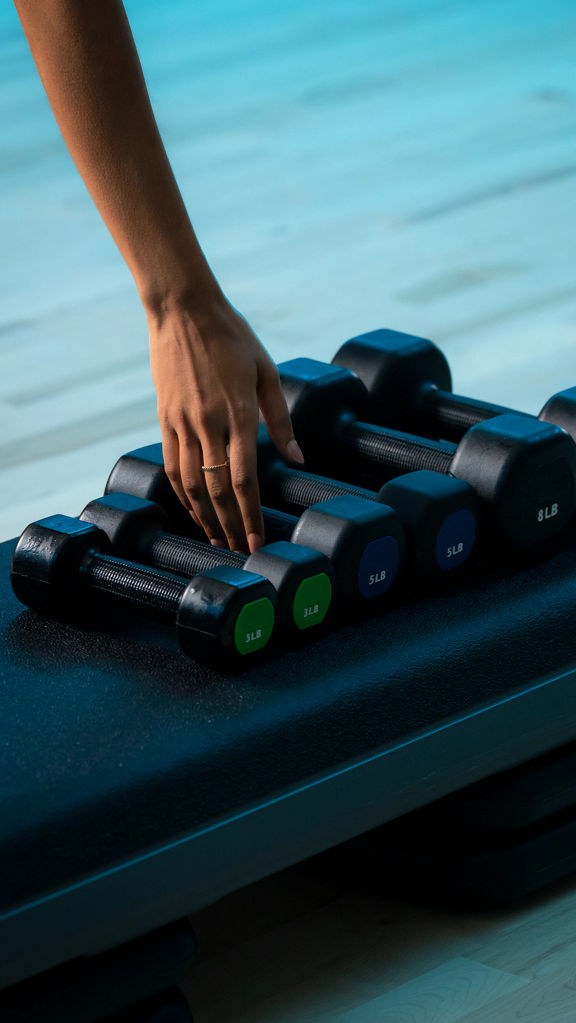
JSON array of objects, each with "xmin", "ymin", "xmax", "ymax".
[{"xmin": 228, "ymin": 417, "xmax": 265, "ymax": 554}]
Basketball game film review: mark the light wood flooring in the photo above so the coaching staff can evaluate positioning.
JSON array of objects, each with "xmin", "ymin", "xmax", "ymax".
[
  {"xmin": 184, "ymin": 859, "xmax": 576, "ymax": 1022},
  {"xmin": 1, "ymin": 0, "xmax": 576, "ymax": 1018}
]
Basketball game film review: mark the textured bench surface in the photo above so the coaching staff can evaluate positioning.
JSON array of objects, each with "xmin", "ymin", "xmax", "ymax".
[{"xmin": 3, "ymin": 535, "xmax": 576, "ymax": 985}]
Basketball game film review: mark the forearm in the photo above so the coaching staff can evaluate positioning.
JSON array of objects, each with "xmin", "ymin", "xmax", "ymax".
[{"xmin": 14, "ymin": 0, "xmax": 221, "ymax": 315}]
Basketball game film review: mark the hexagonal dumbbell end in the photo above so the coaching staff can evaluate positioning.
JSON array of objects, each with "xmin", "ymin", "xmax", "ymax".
[
  {"xmin": 105, "ymin": 443, "xmax": 191, "ymax": 533},
  {"xmin": 177, "ymin": 566, "xmax": 276, "ymax": 665},
  {"xmin": 10, "ymin": 515, "xmax": 111, "ymax": 616},
  {"xmin": 378, "ymin": 470, "xmax": 479, "ymax": 578},
  {"xmin": 81, "ymin": 492, "xmax": 169, "ymax": 560},
  {"xmin": 277, "ymin": 358, "xmax": 369, "ymax": 463},
  {"xmin": 331, "ymin": 328, "xmax": 452, "ymax": 428},
  {"xmin": 451, "ymin": 413, "xmax": 576, "ymax": 549},
  {"xmin": 291, "ymin": 494, "xmax": 406, "ymax": 603},
  {"xmin": 245, "ymin": 540, "xmax": 334, "ymax": 634},
  {"xmin": 539, "ymin": 387, "xmax": 576, "ymax": 446}
]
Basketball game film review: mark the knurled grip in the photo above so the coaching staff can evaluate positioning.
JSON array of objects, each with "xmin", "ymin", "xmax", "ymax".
[
  {"xmin": 345, "ymin": 421, "xmax": 454, "ymax": 476},
  {"xmin": 81, "ymin": 553, "xmax": 184, "ymax": 616},
  {"xmin": 265, "ymin": 465, "xmax": 374, "ymax": 511},
  {"xmin": 422, "ymin": 388, "xmax": 510, "ymax": 435},
  {"xmin": 149, "ymin": 533, "xmax": 245, "ymax": 577}
]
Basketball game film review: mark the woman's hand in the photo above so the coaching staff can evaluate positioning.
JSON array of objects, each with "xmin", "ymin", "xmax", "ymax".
[
  {"xmin": 14, "ymin": 1, "xmax": 300, "ymax": 552},
  {"xmin": 148, "ymin": 293, "xmax": 303, "ymax": 553}
]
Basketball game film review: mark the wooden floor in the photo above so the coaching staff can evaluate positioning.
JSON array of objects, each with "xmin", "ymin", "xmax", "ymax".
[
  {"xmin": 1, "ymin": 0, "xmax": 576, "ymax": 1018},
  {"xmin": 184, "ymin": 857, "xmax": 576, "ymax": 1022}
]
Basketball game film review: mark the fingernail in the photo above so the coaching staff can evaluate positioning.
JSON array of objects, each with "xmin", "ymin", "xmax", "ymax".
[
  {"xmin": 286, "ymin": 439, "xmax": 305, "ymax": 463},
  {"xmin": 210, "ymin": 539, "xmax": 227, "ymax": 548},
  {"xmin": 248, "ymin": 533, "xmax": 263, "ymax": 553}
]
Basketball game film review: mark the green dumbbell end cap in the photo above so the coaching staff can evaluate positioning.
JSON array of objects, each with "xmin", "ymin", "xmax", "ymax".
[
  {"xmin": 233, "ymin": 597, "xmax": 275, "ymax": 655},
  {"xmin": 292, "ymin": 572, "xmax": 332, "ymax": 630}
]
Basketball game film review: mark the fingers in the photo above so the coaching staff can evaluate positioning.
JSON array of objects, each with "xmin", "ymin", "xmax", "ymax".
[
  {"xmin": 161, "ymin": 365, "xmax": 295, "ymax": 553},
  {"xmin": 258, "ymin": 360, "xmax": 305, "ymax": 463},
  {"xmin": 162, "ymin": 427, "xmax": 225, "ymax": 544},
  {"xmin": 161, "ymin": 428, "xmax": 195, "ymax": 517},
  {"xmin": 201, "ymin": 437, "xmax": 252, "ymax": 554},
  {"xmin": 163, "ymin": 421, "xmax": 263, "ymax": 553},
  {"xmin": 179, "ymin": 439, "xmax": 228, "ymax": 545},
  {"xmin": 227, "ymin": 413, "xmax": 265, "ymax": 554}
]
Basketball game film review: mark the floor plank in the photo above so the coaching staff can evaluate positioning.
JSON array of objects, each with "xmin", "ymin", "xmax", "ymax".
[{"xmin": 183, "ymin": 863, "xmax": 576, "ymax": 1021}]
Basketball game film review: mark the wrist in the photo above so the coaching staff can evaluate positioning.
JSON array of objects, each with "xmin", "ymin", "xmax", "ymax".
[
  {"xmin": 135, "ymin": 220, "xmax": 227, "ymax": 323},
  {"xmin": 141, "ymin": 274, "xmax": 228, "ymax": 325}
]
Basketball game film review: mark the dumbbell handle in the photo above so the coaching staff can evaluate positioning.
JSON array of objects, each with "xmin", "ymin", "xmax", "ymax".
[
  {"xmin": 82, "ymin": 551, "xmax": 186, "ymax": 616},
  {"xmin": 149, "ymin": 532, "xmax": 245, "ymax": 577},
  {"xmin": 186, "ymin": 507, "xmax": 294, "ymax": 548},
  {"xmin": 343, "ymin": 420, "xmax": 454, "ymax": 476},
  {"xmin": 261, "ymin": 506, "xmax": 299, "ymax": 542},
  {"xmin": 262, "ymin": 461, "xmax": 374, "ymax": 513},
  {"xmin": 420, "ymin": 385, "xmax": 510, "ymax": 437}
]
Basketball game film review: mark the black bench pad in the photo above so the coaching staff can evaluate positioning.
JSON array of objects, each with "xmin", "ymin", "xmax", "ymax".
[{"xmin": 2, "ymin": 537, "xmax": 576, "ymax": 986}]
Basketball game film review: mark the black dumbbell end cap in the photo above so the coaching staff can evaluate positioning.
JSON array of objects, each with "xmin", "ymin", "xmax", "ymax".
[
  {"xmin": 176, "ymin": 566, "xmax": 277, "ymax": 662},
  {"xmin": 291, "ymin": 495, "xmax": 405, "ymax": 602},
  {"xmin": 246, "ymin": 540, "xmax": 335, "ymax": 633},
  {"xmin": 105, "ymin": 444, "xmax": 191, "ymax": 532},
  {"xmin": 451, "ymin": 413, "xmax": 576, "ymax": 549},
  {"xmin": 378, "ymin": 470, "xmax": 479, "ymax": 576},
  {"xmin": 277, "ymin": 358, "xmax": 368, "ymax": 459},
  {"xmin": 80, "ymin": 493, "xmax": 169, "ymax": 559},
  {"xmin": 10, "ymin": 515, "xmax": 110, "ymax": 614},
  {"xmin": 539, "ymin": 387, "xmax": 576, "ymax": 445},
  {"xmin": 332, "ymin": 328, "xmax": 452, "ymax": 418}
]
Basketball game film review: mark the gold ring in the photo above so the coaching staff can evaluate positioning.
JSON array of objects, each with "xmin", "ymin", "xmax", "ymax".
[{"xmin": 201, "ymin": 459, "xmax": 230, "ymax": 472}]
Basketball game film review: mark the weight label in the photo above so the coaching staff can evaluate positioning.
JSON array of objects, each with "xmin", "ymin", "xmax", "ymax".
[
  {"xmin": 293, "ymin": 573, "xmax": 332, "ymax": 630},
  {"xmin": 446, "ymin": 543, "xmax": 464, "ymax": 559},
  {"xmin": 435, "ymin": 510, "xmax": 476, "ymax": 571},
  {"xmin": 538, "ymin": 503, "xmax": 558, "ymax": 522},
  {"xmin": 234, "ymin": 597, "xmax": 275, "ymax": 654},
  {"xmin": 303, "ymin": 604, "xmax": 319, "ymax": 617},
  {"xmin": 358, "ymin": 537, "xmax": 400, "ymax": 598}
]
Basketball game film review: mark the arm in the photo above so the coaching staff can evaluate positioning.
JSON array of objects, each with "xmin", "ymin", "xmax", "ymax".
[{"xmin": 14, "ymin": 0, "xmax": 303, "ymax": 552}]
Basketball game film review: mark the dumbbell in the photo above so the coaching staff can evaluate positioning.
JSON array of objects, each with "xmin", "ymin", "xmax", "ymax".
[
  {"xmin": 105, "ymin": 446, "xmax": 407, "ymax": 607},
  {"xmin": 276, "ymin": 357, "xmax": 576, "ymax": 552},
  {"xmin": 256, "ymin": 428, "xmax": 479, "ymax": 579},
  {"xmin": 332, "ymin": 327, "xmax": 576, "ymax": 444},
  {"xmin": 10, "ymin": 514, "xmax": 277, "ymax": 671},
  {"xmin": 80, "ymin": 492, "xmax": 335, "ymax": 640}
]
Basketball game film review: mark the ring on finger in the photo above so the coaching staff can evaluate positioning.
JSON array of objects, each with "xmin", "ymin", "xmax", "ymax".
[{"xmin": 201, "ymin": 459, "xmax": 231, "ymax": 472}]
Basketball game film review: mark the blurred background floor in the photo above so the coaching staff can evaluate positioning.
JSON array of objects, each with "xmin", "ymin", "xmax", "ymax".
[
  {"xmin": 2, "ymin": 0, "xmax": 576, "ymax": 1019},
  {"xmin": 1, "ymin": 0, "xmax": 575, "ymax": 540}
]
